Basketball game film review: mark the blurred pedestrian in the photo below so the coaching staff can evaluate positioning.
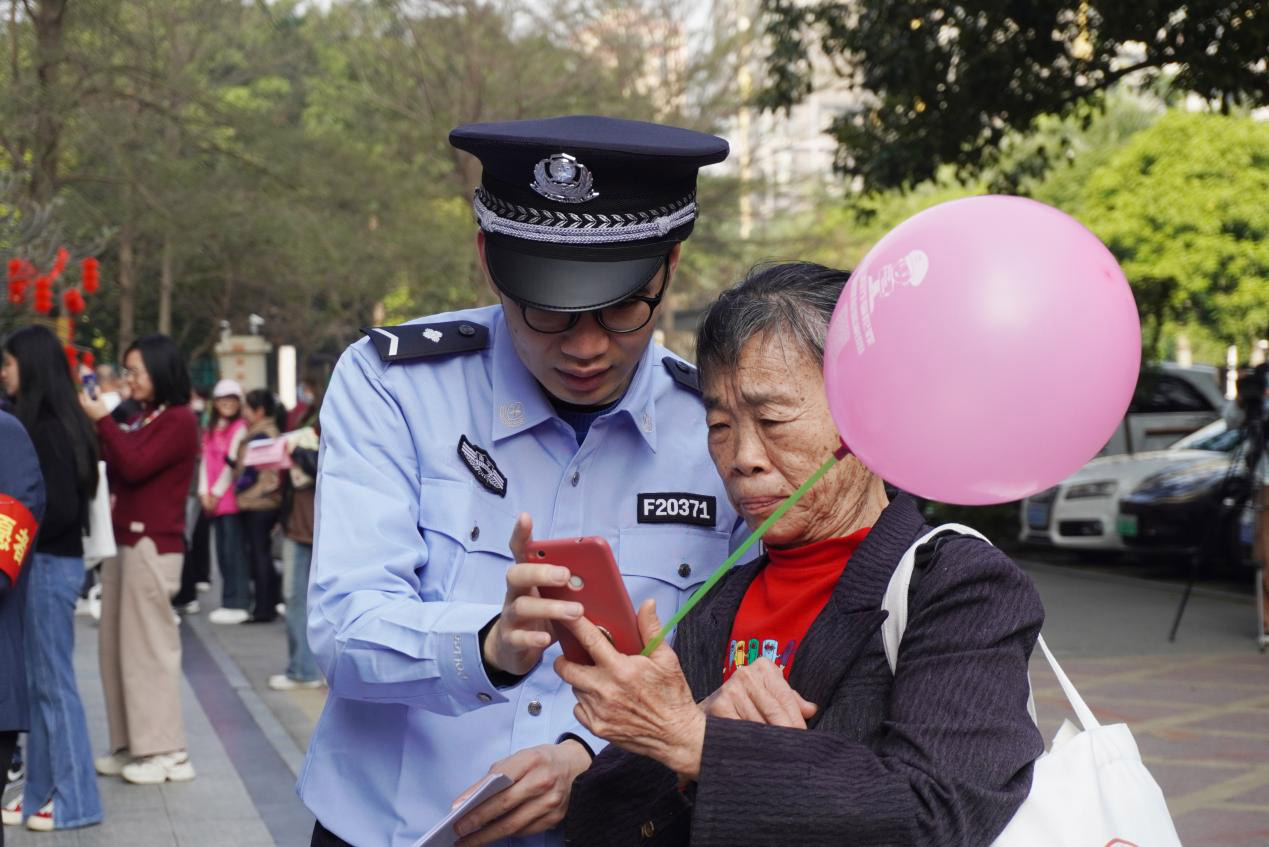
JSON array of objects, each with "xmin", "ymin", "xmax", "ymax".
[
  {"xmin": 269, "ymin": 378, "xmax": 325, "ymax": 690},
  {"xmin": 234, "ymin": 389, "xmax": 283, "ymax": 623},
  {"xmin": 201, "ymin": 380, "xmax": 250, "ymax": 626},
  {"xmin": 1, "ymin": 326, "xmax": 103, "ymax": 832},
  {"xmin": 173, "ymin": 387, "xmax": 215, "ymax": 614},
  {"xmin": 79, "ymin": 334, "xmax": 200, "ymax": 785},
  {"xmin": 0, "ymin": 409, "xmax": 45, "ymax": 847}
]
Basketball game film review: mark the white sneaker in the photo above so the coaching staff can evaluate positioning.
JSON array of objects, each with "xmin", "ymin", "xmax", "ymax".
[
  {"xmin": 268, "ymin": 674, "xmax": 326, "ymax": 691},
  {"xmin": 275, "ymin": 602, "xmax": 286, "ymax": 617},
  {"xmin": 94, "ymin": 749, "xmax": 131, "ymax": 776},
  {"xmin": 121, "ymin": 751, "xmax": 195, "ymax": 785},
  {"xmin": 1, "ymin": 797, "xmax": 21, "ymax": 826},
  {"xmin": 25, "ymin": 800, "xmax": 53, "ymax": 832},
  {"xmin": 208, "ymin": 608, "xmax": 250, "ymax": 625},
  {"xmin": 176, "ymin": 600, "xmax": 200, "ymax": 615},
  {"xmin": 195, "ymin": 581, "xmax": 211, "ymax": 594}
]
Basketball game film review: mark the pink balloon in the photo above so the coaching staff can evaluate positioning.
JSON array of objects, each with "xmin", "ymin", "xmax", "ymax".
[{"xmin": 823, "ymin": 195, "xmax": 1141, "ymax": 505}]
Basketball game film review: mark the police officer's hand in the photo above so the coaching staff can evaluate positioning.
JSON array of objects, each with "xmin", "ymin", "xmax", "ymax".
[
  {"xmin": 482, "ymin": 514, "xmax": 583, "ymax": 676},
  {"xmin": 451, "ymin": 739, "xmax": 592, "ymax": 846},
  {"xmin": 700, "ymin": 658, "xmax": 817, "ymax": 728}
]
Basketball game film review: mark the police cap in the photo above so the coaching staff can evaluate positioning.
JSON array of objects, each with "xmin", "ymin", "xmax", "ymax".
[{"xmin": 450, "ymin": 115, "xmax": 728, "ymax": 312}]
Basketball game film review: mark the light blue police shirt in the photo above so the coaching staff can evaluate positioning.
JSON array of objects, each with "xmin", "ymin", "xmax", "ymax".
[{"xmin": 298, "ymin": 305, "xmax": 745, "ymax": 847}]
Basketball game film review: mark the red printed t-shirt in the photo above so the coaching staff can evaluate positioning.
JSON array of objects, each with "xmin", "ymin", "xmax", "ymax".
[{"xmin": 723, "ymin": 527, "xmax": 871, "ymax": 682}]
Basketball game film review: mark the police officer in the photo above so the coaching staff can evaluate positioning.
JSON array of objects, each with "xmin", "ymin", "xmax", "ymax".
[{"xmin": 301, "ymin": 115, "xmax": 745, "ymax": 847}]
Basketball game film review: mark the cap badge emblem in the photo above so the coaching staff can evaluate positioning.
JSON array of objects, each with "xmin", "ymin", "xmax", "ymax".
[{"xmin": 531, "ymin": 153, "xmax": 598, "ymax": 204}]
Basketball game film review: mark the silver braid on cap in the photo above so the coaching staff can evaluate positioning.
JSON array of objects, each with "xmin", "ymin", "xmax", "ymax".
[{"xmin": 473, "ymin": 188, "xmax": 697, "ymax": 244}]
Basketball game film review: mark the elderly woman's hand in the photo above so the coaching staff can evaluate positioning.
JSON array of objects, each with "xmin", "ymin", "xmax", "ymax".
[
  {"xmin": 555, "ymin": 599, "xmax": 706, "ymax": 780},
  {"xmin": 701, "ymin": 658, "xmax": 817, "ymax": 728}
]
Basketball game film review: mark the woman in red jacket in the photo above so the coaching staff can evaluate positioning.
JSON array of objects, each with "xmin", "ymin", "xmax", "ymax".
[{"xmin": 79, "ymin": 334, "xmax": 200, "ymax": 786}]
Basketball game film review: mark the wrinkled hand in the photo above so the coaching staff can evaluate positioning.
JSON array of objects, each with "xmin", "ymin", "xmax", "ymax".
[
  {"xmin": 481, "ymin": 514, "xmax": 583, "ymax": 676},
  {"xmin": 78, "ymin": 390, "xmax": 110, "ymax": 423},
  {"xmin": 555, "ymin": 599, "xmax": 706, "ymax": 780},
  {"xmin": 452, "ymin": 740, "xmax": 592, "ymax": 846},
  {"xmin": 701, "ymin": 658, "xmax": 817, "ymax": 729}
]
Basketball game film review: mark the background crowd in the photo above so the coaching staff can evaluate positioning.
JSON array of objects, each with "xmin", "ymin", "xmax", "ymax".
[{"xmin": 0, "ymin": 323, "xmax": 328, "ymax": 836}]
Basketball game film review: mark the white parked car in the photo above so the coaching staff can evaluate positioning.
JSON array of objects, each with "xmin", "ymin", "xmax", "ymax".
[
  {"xmin": 1019, "ymin": 420, "xmax": 1241, "ymax": 552},
  {"xmin": 1098, "ymin": 363, "xmax": 1224, "ymax": 456}
]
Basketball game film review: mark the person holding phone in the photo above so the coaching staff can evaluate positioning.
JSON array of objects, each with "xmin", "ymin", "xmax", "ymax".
[
  {"xmin": 79, "ymin": 334, "xmax": 200, "ymax": 786},
  {"xmin": 556, "ymin": 263, "xmax": 1044, "ymax": 847},
  {"xmin": 1, "ymin": 326, "xmax": 102, "ymax": 832},
  {"xmin": 300, "ymin": 116, "xmax": 746, "ymax": 847}
]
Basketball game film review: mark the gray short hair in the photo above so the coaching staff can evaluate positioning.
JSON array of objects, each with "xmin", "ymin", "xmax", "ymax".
[{"xmin": 695, "ymin": 262, "xmax": 850, "ymax": 386}]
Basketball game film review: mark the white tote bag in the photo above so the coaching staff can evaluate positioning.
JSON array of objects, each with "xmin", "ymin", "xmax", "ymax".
[
  {"xmin": 882, "ymin": 524, "xmax": 1183, "ymax": 847},
  {"xmin": 81, "ymin": 460, "xmax": 116, "ymax": 566}
]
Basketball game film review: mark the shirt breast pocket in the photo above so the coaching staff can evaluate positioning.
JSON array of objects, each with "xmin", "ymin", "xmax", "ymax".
[
  {"xmin": 618, "ymin": 526, "xmax": 730, "ymax": 628},
  {"xmin": 417, "ymin": 478, "xmax": 519, "ymax": 603}
]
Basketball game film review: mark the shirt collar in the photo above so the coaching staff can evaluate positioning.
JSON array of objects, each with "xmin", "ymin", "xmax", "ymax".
[
  {"xmin": 490, "ymin": 312, "xmax": 556, "ymax": 443},
  {"xmin": 488, "ymin": 309, "xmax": 659, "ymax": 452}
]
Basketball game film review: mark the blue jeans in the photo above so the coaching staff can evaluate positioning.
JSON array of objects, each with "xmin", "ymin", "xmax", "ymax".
[
  {"xmin": 213, "ymin": 513, "xmax": 250, "ymax": 610},
  {"xmin": 284, "ymin": 539, "xmax": 320, "ymax": 682},
  {"xmin": 23, "ymin": 554, "xmax": 102, "ymax": 828}
]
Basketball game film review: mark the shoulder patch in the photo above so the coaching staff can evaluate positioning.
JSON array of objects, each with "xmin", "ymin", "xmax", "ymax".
[
  {"xmin": 362, "ymin": 321, "xmax": 489, "ymax": 363},
  {"xmin": 662, "ymin": 356, "xmax": 700, "ymax": 394}
]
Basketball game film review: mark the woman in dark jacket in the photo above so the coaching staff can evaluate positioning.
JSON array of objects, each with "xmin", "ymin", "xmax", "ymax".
[
  {"xmin": 233, "ymin": 389, "xmax": 283, "ymax": 623},
  {"xmin": 0, "ymin": 326, "xmax": 103, "ymax": 833},
  {"xmin": 79, "ymin": 334, "xmax": 200, "ymax": 786},
  {"xmin": 0, "ymin": 409, "xmax": 44, "ymax": 847},
  {"xmin": 548, "ymin": 264, "xmax": 1044, "ymax": 847}
]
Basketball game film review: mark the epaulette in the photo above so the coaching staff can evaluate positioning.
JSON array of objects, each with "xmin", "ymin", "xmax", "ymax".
[
  {"xmin": 361, "ymin": 321, "xmax": 489, "ymax": 363},
  {"xmin": 662, "ymin": 356, "xmax": 700, "ymax": 394}
]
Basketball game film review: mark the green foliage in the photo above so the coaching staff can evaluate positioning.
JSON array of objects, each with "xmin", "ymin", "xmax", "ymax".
[
  {"xmin": 758, "ymin": 0, "xmax": 1269, "ymax": 195},
  {"xmin": 1, "ymin": 0, "xmax": 742, "ymax": 367},
  {"xmin": 1079, "ymin": 111, "xmax": 1269, "ymax": 361}
]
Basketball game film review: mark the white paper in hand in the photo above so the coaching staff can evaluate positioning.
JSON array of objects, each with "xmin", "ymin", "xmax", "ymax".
[{"xmin": 411, "ymin": 773, "xmax": 513, "ymax": 847}]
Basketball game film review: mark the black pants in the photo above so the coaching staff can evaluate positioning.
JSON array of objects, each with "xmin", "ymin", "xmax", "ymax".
[
  {"xmin": 242, "ymin": 509, "xmax": 280, "ymax": 622},
  {"xmin": 0, "ymin": 730, "xmax": 18, "ymax": 847},
  {"xmin": 173, "ymin": 510, "xmax": 211, "ymax": 606},
  {"xmin": 311, "ymin": 820, "xmax": 354, "ymax": 847}
]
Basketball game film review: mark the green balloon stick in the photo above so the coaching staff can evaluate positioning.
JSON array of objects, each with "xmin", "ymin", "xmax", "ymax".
[{"xmin": 640, "ymin": 447, "xmax": 845, "ymax": 656}]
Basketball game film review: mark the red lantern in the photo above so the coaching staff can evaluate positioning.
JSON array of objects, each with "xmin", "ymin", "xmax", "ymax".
[
  {"xmin": 62, "ymin": 287, "xmax": 85, "ymax": 315},
  {"xmin": 50, "ymin": 247, "xmax": 69, "ymax": 280},
  {"xmin": 82, "ymin": 350, "xmax": 96, "ymax": 368},
  {"xmin": 64, "ymin": 345, "xmax": 77, "ymax": 371},
  {"xmin": 81, "ymin": 257, "xmax": 100, "ymax": 294}
]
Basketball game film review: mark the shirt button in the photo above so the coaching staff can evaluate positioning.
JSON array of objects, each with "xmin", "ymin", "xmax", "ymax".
[
  {"xmin": 527, "ymin": 699, "xmax": 542, "ymax": 716},
  {"xmin": 678, "ymin": 563, "xmax": 692, "ymax": 578},
  {"xmin": 570, "ymin": 471, "xmax": 580, "ymax": 487},
  {"xmin": 470, "ymin": 526, "xmax": 480, "ymax": 541},
  {"xmin": 459, "ymin": 324, "xmax": 476, "ymax": 337},
  {"xmin": 640, "ymin": 820, "xmax": 655, "ymax": 839},
  {"xmin": 477, "ymin": 693, "xmax": 492, "ymax": 703}
]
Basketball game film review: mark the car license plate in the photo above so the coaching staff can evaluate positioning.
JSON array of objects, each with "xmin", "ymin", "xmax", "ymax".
[
  {"xmin": 1026, "ymin": 503, "xmax": 1051, "ymax": 529},
  {"xmin": 1116, "ymin": 514, "xmax": 1138, "ymax": 538}
]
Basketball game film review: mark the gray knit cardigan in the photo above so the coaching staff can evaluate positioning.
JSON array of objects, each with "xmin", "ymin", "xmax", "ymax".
[{"xmin": 564, "ymin": 494, "xmax": 1044, "ymax": 847}]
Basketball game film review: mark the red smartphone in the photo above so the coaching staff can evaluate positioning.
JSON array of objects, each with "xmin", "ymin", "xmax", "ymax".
[{"xmin": 534, "ymin": 536, "xmax": 643, "ymax": 665}]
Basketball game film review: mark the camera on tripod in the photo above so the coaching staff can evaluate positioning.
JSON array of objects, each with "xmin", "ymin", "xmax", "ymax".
[{"xmin": 1235, "ymin": 364, "xmax": 1267, "ymax": 428}]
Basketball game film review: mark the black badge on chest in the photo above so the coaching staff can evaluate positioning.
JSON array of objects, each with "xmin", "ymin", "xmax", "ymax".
[
  {"xmin": 637, "ymin": 493, "xmax": 716, "ymax": 527},
  {"xmin": 458, "ymin": 435, "xmax": 507, "ymax": 498}
]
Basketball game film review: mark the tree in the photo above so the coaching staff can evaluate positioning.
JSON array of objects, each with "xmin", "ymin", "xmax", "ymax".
[
  {"xmin": 758, "ymin": 1, "xmax": 1269, "ymax": 195},
  {"xmin": 1079, "ymin": 111, "xmax": 1268, "ymax": 361}
]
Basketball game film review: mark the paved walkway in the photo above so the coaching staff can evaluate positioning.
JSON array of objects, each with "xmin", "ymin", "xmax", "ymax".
[{"xmin": 5, "ymin": 556, "xmax": 1267, "ymax": 846}]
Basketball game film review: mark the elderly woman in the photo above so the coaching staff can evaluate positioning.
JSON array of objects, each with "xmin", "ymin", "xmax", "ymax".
[{"xmin": 556, "ymin": 263, "xmax": 1044, "ymax": 847}]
